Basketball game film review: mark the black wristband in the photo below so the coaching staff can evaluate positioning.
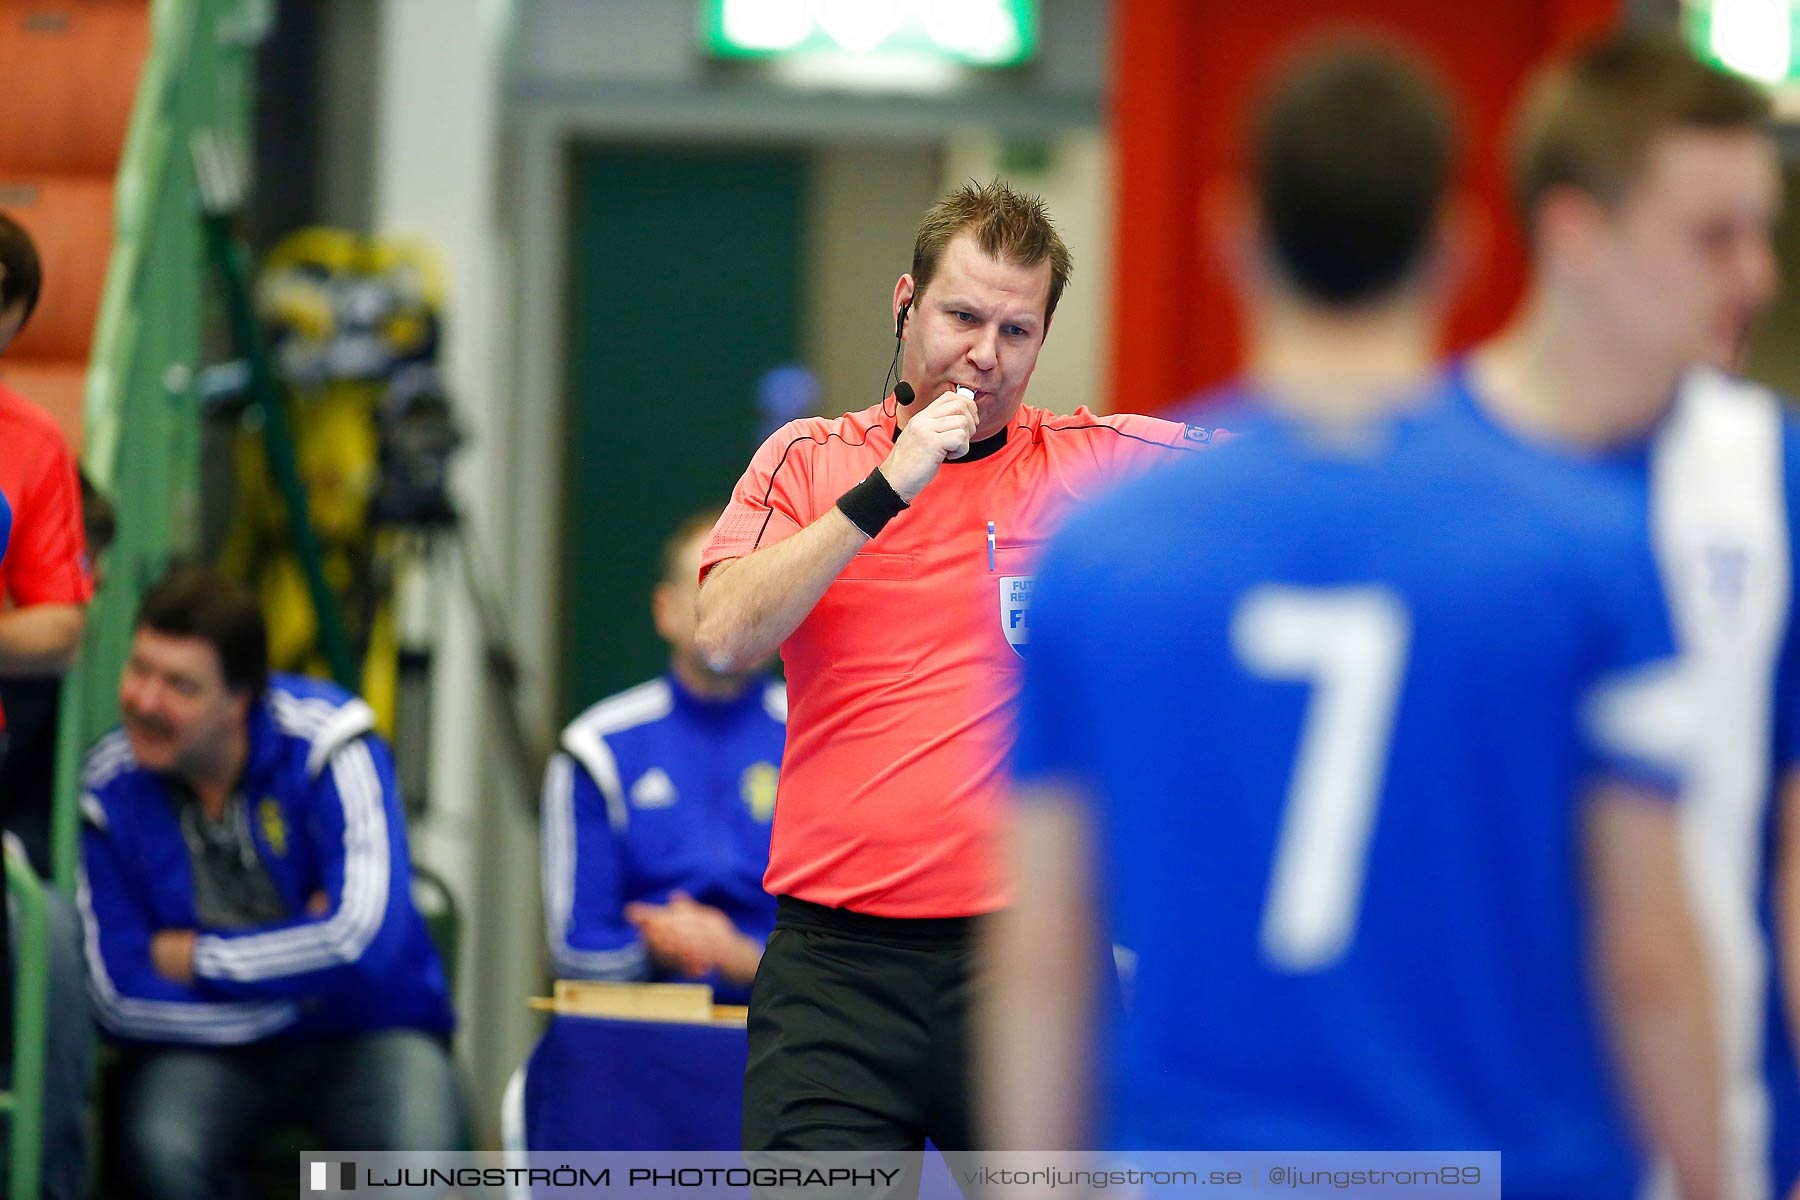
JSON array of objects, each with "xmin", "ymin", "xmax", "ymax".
[{"xmin": 836, "ymin": 469, "xmax": 910, "ymax": 538}]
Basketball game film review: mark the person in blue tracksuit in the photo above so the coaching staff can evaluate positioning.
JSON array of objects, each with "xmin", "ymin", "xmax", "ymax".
[
  {"xmin": 542, "ymin": 510, "xmax": 786, "ymax": 1006},
  {"xmin": 79, "ymin": 566, "xmax": 457, "ymax": 1200}
]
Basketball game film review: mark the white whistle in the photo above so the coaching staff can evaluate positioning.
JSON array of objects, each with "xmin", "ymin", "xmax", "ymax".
[{"xmin": 955, "ymin": 385, "xmax": 975, "ymax": 400}]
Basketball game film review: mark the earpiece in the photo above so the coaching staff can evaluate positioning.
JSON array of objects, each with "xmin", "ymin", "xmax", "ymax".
[{"xmin": 894, "ymin": 302, "xmax": 910, "ymax": 340}]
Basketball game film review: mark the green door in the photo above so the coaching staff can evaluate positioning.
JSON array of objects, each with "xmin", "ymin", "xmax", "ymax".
[{"xmin": 560, "ymin": 146, "xmax": 806, "ymax": 720}]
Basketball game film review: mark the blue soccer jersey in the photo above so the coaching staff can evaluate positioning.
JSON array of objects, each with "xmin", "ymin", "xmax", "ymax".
[
  {"xmin": 1013, "ymin": 393, "xmax": 1688, "ymax": 1197},
  {"xmin": 541, "ymin": 673, "xmax": 787, "ymax": 1005},
  {"xmin": 1451, "ymin": 364, "xmax": 1800, "ymax": 1200}
]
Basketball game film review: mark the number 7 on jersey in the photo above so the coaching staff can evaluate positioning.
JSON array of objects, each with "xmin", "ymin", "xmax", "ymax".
[{"xmin": 1231, "ymin": 586, "xmax": 1411, "ymax": 972}]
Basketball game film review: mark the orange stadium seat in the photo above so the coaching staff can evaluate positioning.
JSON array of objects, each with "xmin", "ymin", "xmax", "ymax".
[
  {"xmin": 0, "ymin": 0, "xmax": 147, "ymax": 452},
  {"xmin": 0, "ymin": 1, "xmax": 147, "ymax": 174},
  {"xmin": 0, "ymin": 176, "xmax": 115, "ymax": 363}
]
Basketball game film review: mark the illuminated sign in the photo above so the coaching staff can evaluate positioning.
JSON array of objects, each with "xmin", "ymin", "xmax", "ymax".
[
  {"xmin": 1685, "ymin": 0, "xmax": 1798, "ymax": 83},
  {"xmin": 701, "ymin": 0, "xmax": 1038, "ymax": 68}
]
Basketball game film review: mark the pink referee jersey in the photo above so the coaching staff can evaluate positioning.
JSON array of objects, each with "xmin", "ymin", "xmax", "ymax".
[{"xmin": 700, "ymin": 396, "xmax": 1220, "ymax": 918}]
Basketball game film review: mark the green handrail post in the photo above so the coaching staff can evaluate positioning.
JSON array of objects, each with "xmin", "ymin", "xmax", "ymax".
[
  {"xmin": 51, "ymin": 0, "xmax": 262, "ymax": 892},
  {"xmin": 2, "ymin": 842, "xmax": 50, "ymax": 1200},
  {"xmin": 21, "ymin": 7, "xmax": 271, "ymax": 1192}
]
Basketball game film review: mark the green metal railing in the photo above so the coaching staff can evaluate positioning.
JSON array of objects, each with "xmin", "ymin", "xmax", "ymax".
[
  {"xmin": 2, "ymin": 844, "xmax": 49, "ymax": 1200},
  {"xmin": 51, "ymin": 0, "xmax": 260, "ymax": 892},
  {"xmin": 2, "ymin": 2, "xmax": 260, "ymax": 1196}
]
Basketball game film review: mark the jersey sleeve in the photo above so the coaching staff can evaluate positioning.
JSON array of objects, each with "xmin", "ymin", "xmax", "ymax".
[
  {"xmin": 540, "ymin": 751, "xmax": 651, "ymax": 982},
  {"xmin": 700, "ymin": 421, "xmax": 825, "ymax": 582},
  {"xmin": 1073, "ymin": 408, "xmax": 1224, "ymax": 478},
  {"xmin": 1577, "ymin": 518, "xmax": 1692, "ymax": 797},
  {"xmin": 6, "ymin": 433, "xmax": 91, "ymax": 607},
  {"xmin": 1772, "ymin": 420, "xmax": 1800, "ymax": 771},
  {"xmin": 1776, "ymin": 636, "xmax": 1800, "ymax": 773}
]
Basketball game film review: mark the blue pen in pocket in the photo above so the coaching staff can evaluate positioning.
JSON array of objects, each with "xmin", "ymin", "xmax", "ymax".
[{"xmin": 987, "ymin": 521, "xmax": 996, "ymax": 571}]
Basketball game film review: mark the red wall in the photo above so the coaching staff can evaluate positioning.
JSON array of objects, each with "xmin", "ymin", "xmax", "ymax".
[{"xmin": 1109, "ymin": 0, "xmax": 1621, "ymax": 413}]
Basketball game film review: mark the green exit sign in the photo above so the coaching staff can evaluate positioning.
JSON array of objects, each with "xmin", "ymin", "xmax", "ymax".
[
  {"xmin": 1684, "ymin": 0, "xmax": 1799, "ymax": 83},
  {"xmin": 701, "ymin": 0, "xmax": 1038, "ymax": 68}
]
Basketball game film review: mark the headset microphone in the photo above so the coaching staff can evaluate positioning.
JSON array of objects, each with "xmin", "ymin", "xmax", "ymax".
[{"xmin": 882, "ymin": 303, "xmax": 915, "ymax": 406}]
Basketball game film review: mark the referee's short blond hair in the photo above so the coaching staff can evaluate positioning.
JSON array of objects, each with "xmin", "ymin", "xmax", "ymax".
[{"xmin": 911, "ymin": 179, "xmax": 1073, "ymax": 320}]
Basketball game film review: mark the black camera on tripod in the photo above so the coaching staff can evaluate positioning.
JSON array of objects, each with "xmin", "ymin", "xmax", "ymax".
[{"xmin": 371, "ymin": 363, "xmax": 463, "ymax": 530}]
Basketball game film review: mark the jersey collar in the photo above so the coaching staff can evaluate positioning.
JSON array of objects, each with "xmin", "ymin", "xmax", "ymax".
[{"xmin": 891, "ymin": 421, "xmax": 1009, "ymax": 464}]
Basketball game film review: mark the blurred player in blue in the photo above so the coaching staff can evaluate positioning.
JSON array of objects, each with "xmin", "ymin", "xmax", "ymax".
[
  {"xmin": 1463, "ymin": 32, "xmax": 1796, "ymax": 1200},
  {"xmin": 980, "ymin": 40, "xmax": 1722, "ymax": 1200}
]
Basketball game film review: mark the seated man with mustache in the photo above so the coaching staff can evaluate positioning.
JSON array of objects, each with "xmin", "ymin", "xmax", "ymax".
[{"xmin": 79, "ymin": 565, "xmax": 458, "ymax": 1200}]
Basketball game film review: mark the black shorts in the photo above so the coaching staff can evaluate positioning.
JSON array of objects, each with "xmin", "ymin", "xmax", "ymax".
[{"xmin": 742, "ymin": 895, "xmax": 983, "ymax": 1153}]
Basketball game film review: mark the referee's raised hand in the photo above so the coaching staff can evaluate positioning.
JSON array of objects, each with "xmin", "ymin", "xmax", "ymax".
[{"xmin": 881, "ymin": 387, "xmax": 979, "ymax": 502}]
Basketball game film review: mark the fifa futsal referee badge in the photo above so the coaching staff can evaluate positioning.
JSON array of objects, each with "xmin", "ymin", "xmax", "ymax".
[{"xmin": 1000, "ymin": 574, "xmax": 1033, "ymax": 658}]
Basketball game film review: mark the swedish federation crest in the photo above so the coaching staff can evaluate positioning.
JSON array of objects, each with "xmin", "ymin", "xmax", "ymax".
[
  {"xmin": 740, "ymin": 761, "xmax": 779, "ymax": 823},
  {"xmin": 999, "ymin": 575, "xmax": 1033, "ymax": 658}
]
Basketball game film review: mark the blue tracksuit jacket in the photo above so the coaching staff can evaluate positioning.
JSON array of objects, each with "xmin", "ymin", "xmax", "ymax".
[
  {"xmin": 78, "ymin": 674, "xmax": 455, "ymax": 1045},
  {"xmin": 541, "ymin": 673, "xmax": 786, "ymax": 1005}
]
